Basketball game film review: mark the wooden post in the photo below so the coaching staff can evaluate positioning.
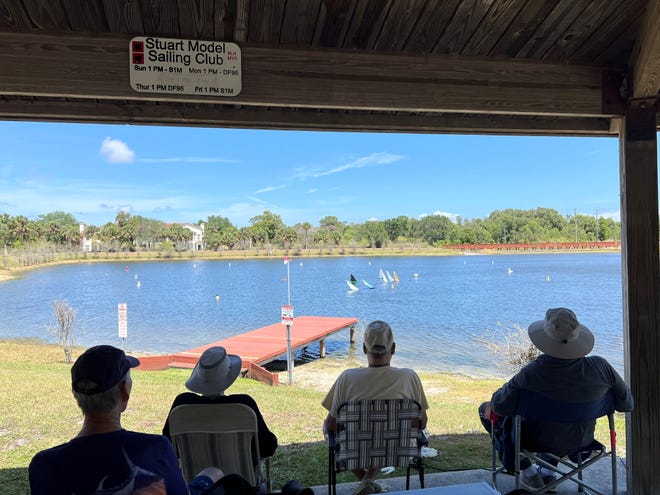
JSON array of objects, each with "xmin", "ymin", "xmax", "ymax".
[
  {"xmin": 619, "ymin": 97, "xmax": 660, "ymax": 494},
  {"xmin": 349, "ymin": 325, "xmax": 356, "ymax": 344},
  {"xmin": 319, "ymin": 339, "xmax": 326, "ymax": 358}
]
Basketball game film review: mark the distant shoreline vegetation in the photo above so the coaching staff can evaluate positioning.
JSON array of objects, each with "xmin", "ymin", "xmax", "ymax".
[{"xmin": 1, "ymin": 207, "xmax": 621, "ymax": 274}]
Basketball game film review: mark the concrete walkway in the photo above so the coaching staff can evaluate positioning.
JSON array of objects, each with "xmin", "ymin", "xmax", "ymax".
[{"xmin": 310, "ymin": 457, "xmax": 626, "ymax": 494}]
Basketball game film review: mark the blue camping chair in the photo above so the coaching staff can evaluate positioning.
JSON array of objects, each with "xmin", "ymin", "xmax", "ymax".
[{"xmin": 491, "ymin": 390, "xmax": 618, "ymax": 495}]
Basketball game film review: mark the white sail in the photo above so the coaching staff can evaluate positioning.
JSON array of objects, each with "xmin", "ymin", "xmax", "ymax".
[{"xmin": 346, "ymin": 280, "xmax": 359, "ymax": 291}]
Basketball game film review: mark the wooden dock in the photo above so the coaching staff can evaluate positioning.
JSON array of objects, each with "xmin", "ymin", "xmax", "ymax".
[{"xmin": 137, "ymin": 316, "xmax": 358, "ymax": 385}]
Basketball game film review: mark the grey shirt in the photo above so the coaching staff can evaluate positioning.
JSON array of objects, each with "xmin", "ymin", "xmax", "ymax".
[{"xmin": 491, "ymin": 354, "xmax": 633, "ymax": 454}]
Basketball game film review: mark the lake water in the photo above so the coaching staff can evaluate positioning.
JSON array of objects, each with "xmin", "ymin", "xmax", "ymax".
[{"xmin": 0, "ymin": 253, "xmax": 624, "ymax": 377}]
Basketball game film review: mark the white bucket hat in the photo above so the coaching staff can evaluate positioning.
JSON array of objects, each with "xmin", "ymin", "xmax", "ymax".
[
  {"xmin": 185, "ymin": 346, "xmax": 242, "ymax": 395},
  {"xmin": 528, "ymin": 308, "xmax": 594, "ymax": 359}
]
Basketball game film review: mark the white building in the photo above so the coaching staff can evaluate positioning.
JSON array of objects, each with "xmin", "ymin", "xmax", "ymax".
[{"xmin": 182, "ymin": 223, "xmax": 204, "ymax": 251}]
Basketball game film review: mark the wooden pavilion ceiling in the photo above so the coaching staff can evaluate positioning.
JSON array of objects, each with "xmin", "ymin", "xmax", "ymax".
[{"xmin": 0, "ymin": 0, "xmax": 658, "ymax": 135}]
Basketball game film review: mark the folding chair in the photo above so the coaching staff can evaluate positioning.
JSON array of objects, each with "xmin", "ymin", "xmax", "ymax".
[
  {"xmin": 168, "ymin": 403, "xmax": 272, "ymax": 493},
  {"xmin": 491, "ymin": 390, "xmax": 617, "ymax": 495},
  {"xmin": 327, "ymin": 399, "xmax": 425, "ymax": 495}
]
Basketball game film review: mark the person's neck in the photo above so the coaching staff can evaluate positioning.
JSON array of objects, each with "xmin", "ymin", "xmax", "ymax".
[
  {"xmin": 77, "ymin": 411, "xmax": 122, "ymax": 438},
  {"xmin": 368, "ymin": 363, "xmax": 391, "ymax": 367}
]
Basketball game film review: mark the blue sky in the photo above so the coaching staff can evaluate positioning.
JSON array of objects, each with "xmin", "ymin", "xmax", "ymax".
[{"xmin": 0, "ymin": 121, "xmax": 641, "ymax": 228}]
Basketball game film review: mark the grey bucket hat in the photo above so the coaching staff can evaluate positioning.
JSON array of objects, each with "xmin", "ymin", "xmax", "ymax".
[
  {"xmin": 528, "ymin": 308, "xmax": 594, "ymax": 359},
  {"xmin": 185, "ymin": 346, "xmax": 242, "ymax": 395}
]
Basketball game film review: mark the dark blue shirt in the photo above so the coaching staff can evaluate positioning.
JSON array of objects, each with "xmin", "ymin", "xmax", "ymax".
[
  {"xmin": 491, "ymin": 354, "xmax": 634, "ymax": 454},
  {"xmin": 29, "ymin": 429, "xmax": 189, "ymax": 495}
]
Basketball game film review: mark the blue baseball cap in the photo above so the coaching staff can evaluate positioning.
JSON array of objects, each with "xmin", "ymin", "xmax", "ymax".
[{"xmin": 71, "ymin": 345, "xmax": 140, "ymax": 395}]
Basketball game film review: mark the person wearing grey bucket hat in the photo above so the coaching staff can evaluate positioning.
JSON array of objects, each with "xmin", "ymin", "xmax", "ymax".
[
  {"xmin": 478, "ymin": 308, "xmax": 633, "ymax": 491},
  {"xmin": 163, "ymin": 346, "xmax": 278, "ymax": 458}
]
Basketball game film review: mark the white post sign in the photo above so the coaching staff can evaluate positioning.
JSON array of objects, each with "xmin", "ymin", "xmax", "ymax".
[
  {"xmin": 281, "ymin": 305, "xmax": 294, "ymax": 326},
  {"xmin": 129, "ymin": 37, "xmax": 242, "ymax": 96},
  {"xmin": 118, "ymin": 303, "xmax": 128, "ymax": 339}
]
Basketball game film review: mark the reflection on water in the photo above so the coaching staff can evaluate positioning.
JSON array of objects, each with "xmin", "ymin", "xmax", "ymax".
[{"xmin": 0, "ymin": 253, "xmax": 623, "ymax": 377}]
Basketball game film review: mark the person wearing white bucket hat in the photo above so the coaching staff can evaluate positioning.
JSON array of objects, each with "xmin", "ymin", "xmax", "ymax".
[
  {"xmin": 163, "ymin": 346, "xmax": 278, "ymax": 458},
  {"xmin": 478, "ymin": 308, "xmax": 633, "ymax": 491}
]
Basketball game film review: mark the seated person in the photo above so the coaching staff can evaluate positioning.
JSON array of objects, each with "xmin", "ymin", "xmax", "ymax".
[
  {"xmin": 322, "ymin": 320, "xmax": 429, "ymax": 495},
  {"xmin": 479, "ymin": 308, "xmax": 633, "ymax": 491},
  {"xmin": 29, "ymin": 345, "xmax": 222, "ymax": 495},
  {"xmin": 163, "ymin": 346, "xmax": 278, "ymax": 459}
]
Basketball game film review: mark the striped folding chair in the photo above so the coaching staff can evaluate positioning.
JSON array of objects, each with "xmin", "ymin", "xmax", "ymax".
[{"xmin": 328, "ymin": 399, "xmax": 425, "ymax": 495}]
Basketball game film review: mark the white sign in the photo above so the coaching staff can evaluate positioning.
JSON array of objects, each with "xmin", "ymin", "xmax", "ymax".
[
  {"xmin": 118, "ymin": 303, "xmax": 128, "ymax": 338},
  {"xmin": 281, "ymin": 305, "xmax": 294, "ymax": 326},
  {"xmin": 129, "ymin": 37, "xmax": 242, "ymax": 96}
]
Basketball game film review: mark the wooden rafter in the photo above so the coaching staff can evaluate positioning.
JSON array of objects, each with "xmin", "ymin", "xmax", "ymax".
[
  {"xmin": 0, "ymin": 97, "xmax": 615, "ymax": 136},
  {"xmin": 0, "ymin": 32, "xmax": 620, "ymax": 119},
  {"xmin": 630, "ymin": 0, "xmax": 660, "ymax": 98}
]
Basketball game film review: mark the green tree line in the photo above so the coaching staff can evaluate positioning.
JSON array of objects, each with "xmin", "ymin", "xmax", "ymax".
[{"xmin": 0, "ymin": 207, "xmax": 621, "ymax": 254}]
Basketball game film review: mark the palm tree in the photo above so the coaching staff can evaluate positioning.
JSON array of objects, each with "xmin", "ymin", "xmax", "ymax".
[{"xmin": 301, "ymin": 222, "xmax": 312, "ymax": 250}]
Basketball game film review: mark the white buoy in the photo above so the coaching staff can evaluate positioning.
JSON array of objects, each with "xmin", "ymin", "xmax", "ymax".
[
  {"xmin": 413, "ymin": 273, "xmax": 419, "ymax": 279},
  {"xmin": 507, "ymin": 268, "xmax": 513, "ymax": 274},
  {"xmin": 215, "ymin": 294, "xmax": 220, "ymax": 302},
  {"xmin": 546, "ymin": 275, "xmax": 551, "ymax": 282},
  {"xmin": 136, "ymin": 281, "xmax": 141, "ymax": 288}
]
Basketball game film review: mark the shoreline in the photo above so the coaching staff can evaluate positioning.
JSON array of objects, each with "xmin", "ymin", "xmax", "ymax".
[{"xmin": 0, "ymin": 246, "xmax": 621, "ymax": 282}]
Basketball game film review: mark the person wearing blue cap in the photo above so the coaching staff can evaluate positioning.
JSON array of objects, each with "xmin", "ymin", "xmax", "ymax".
[{"xmin": 28, "ymin": 345, "xmax": 222, "ymax": 495}]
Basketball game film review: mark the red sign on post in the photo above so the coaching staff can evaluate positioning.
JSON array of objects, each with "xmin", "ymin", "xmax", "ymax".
[{"xmin": 281, "ymin": 305, "xmax": 294, "ymax": 326}]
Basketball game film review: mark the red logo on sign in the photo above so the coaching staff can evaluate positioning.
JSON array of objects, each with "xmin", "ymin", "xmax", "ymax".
[
  {"xmin": 132, "ymin": 53, "xmax": 144, "ymax": 64},
  {"xmin": 132, "ymin": 41, "xmax": 144, "ymax": 52}
]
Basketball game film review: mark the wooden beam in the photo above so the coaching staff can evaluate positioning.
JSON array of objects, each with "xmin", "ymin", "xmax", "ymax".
[
  {"xmin": 619, "ymin": 97, "xmax": 660, "ymax": 494},
  {"xmin": 630, "ymin": 0, "xmax": 660, "ymax": 98},
  {"xmin": 0, "ymin": 31, "xmax": 617, "ymax": 118},
  {"xmin": 0, "ymin": 97, "xmax": 615, "ymax": 136}
]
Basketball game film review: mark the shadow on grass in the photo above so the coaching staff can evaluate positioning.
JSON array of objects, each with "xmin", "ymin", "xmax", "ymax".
[
  {"xmin": 271, "ymin": 432, "xmax": 492, "ymax": 489},
  {"xmin": 2, "ymin": 433, "xmax": 492, "ymax": 495},
  {"xmin": 0, "ymin": 467, "xmax": 29, "ymax": 495}
]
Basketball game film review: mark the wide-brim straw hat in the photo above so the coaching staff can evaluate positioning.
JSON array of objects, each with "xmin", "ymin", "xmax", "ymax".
[
  {"xmin": 185, "ymin": 346, "xmax": 242, "ymax": 395},
  {"xmin": 528, "ymin": 307, "xmax": 594, "ymax": 359}
]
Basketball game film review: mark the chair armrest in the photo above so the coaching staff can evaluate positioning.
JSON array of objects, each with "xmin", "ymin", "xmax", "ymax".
[
  {"xmin": 417, "ymin": 428, "xmax": 430, "ymax": 447},
  {"xmin": 326, "ymin": 430, "xmax": 337, "ymax": 449}
]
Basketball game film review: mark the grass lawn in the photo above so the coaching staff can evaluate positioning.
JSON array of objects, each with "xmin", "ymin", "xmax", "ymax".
[{"xmin": 0, "ymin": 340, "xmax": 625, "ymax": 495}]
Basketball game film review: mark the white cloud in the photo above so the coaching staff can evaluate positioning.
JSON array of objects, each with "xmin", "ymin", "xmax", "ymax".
[
  {"xmin": 100, "ymin": 137, "xmax": 135, "ymax": 163},
  {"xmin": 599, "ymin": 210, "xmax": 620, "ymax": 221},
  {"xmin": 254, "ymin": 185, "xmax": 286, "ymax": 194},
  {"xmin": 293, "ymin": 152, "xmax": 404, "ymax": 179},
  {"xmin": 306, "ymin": 188, "xmax": 318, "ymax": 194},
  {"xmin": 418, "ymin": 210, "xmax": 461, "ymax": 222},
  {"xmin": 246, "ymin": 195, "xmax": 268, "ymax": 205}
]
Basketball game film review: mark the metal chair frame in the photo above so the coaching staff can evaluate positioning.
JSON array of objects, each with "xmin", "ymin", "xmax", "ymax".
[{"xmin": 490, "ymin": 390, "xmax": 617, "ymax": 495}]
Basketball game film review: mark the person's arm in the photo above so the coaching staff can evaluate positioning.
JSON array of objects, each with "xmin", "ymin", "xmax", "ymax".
[
  {"xmin": 239, "ymin": 396, "xmax": 278, "ymax": 458},
  {"xmin": 28, "ymin": 452, "xmax": 57, "ymax": 495},
  {"xmin": 489, "ymin": 379, "xmax": 520, "ymax": 417},
  {"xmin": 608, "ymin": 363, "xmax": 634, "ymax": 412},
  {"xmin": 324, "ymin": 413, "xmax": 337, "ymax": 434}
]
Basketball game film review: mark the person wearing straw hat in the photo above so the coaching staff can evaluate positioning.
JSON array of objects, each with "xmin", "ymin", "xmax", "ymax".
[
  {"xmin": 478, "ymin": 308, "xmax": 633, "ymax": 491},
  {"xmin": 163, "ymin": 346, "xmax": 278, "ymax": 458},
  {"xmin": 29, "ymin": 345, "xmax": 222, "ymax": 495}
]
